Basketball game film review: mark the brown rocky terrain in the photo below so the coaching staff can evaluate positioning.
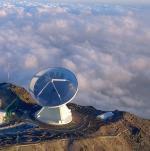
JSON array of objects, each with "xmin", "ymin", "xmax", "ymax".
[
  {"xmin": 0, "ymin": 83, "xmax": 150, "ymax": 151},
  {"xmin": 2, "ymin": 112, "xmax": 149, "ymax": 151}
]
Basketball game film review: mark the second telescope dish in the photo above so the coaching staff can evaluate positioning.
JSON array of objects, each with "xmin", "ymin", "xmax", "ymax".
[{"xmin": 30, "ymin": 67, "xmax": 78, "ymax": 107}]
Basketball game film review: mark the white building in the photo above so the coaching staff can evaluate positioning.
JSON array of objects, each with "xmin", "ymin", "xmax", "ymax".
[
  {"xmin": 97, "ymin": 112, "xmax": 114, "ymax": 120},
  {"xmin": 0, "ymin": 110, "xmax": 6, "ymax": 124}
]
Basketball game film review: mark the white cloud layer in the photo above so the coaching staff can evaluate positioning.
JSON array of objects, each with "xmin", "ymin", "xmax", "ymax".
[{"xmin": 0, "ymin": 3, "xmax": 150, "ymax": 118}]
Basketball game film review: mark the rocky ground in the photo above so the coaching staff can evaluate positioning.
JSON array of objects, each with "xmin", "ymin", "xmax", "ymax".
[{"xmin": 0, "ymin": 83, "xmax": 150, "ymax": 151}]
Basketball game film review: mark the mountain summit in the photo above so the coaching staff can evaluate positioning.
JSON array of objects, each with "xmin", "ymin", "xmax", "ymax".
[{"xmin": 0, "ymin": 83, "xmax": 149, "ymax": 151}]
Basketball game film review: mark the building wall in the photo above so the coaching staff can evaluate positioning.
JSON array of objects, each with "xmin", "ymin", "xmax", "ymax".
[{"xmin": 0, "ymin": 110, "xmax": 6, "ymax": 124}]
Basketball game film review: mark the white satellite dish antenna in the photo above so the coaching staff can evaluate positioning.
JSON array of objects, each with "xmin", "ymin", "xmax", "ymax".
[{"xmin": 29, "ymin": 67, "xmax": 78, "ymax": 125}]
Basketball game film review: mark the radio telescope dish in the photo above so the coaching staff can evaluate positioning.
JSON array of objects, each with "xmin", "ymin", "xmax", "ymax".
[{"xmin": 29, "ymin": 67, "xmax": 78, "ymax": 125}]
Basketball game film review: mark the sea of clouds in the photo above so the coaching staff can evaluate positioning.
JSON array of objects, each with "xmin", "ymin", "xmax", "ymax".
[{"xmin": 0, "ymin": 2, "xmax": 150, "ymax": 118}]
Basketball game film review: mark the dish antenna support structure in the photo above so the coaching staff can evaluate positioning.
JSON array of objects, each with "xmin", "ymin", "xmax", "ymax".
[{"xmin": 29, "ymin": 67, "xmax": 78, "ymax": 125}]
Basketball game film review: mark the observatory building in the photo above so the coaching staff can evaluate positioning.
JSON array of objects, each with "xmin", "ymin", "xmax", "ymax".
[
  {"xmin": 29, "ymin": 67, "xmax": 78, "ymax": 125},
  {"xmin": 0, "ymin": 110, "xmax": 6, "ymax": 124}
]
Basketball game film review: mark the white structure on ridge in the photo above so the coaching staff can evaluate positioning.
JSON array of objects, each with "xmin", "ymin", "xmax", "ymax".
[
  {"xmin": 97, "ymin": 112, "xmax": 114, "ymax": 120},
  {"xmin": 0, "ymin": 110, "xmax": 6, "ymax": 124},
  {"xmin": 29, "ymin": 67, "xmax": 78, "ymax": 125},
  {"xmin": 36, "ymin": 105, "xmax": 72, "ymax": 125}
]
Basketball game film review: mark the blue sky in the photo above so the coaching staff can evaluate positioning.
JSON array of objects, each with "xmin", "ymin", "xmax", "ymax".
[{"xmin": 0, "ymin": 2, "xmax": 150, "ymax": 118}]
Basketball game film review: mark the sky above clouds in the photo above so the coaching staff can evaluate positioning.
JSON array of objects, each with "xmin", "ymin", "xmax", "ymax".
[
  {"xmin": 0, "ymin": 2, "xmax": 150, "ymax": 118},
  {"xmin": 50, "ymin": 0, "xmax": 150, "ymax": 5}
]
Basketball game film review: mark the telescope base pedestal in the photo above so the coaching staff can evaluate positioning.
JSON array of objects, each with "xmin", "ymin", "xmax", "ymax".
[{"xmin": 35, "ymin": 104, "xmax": 72, "ymax": 125}]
